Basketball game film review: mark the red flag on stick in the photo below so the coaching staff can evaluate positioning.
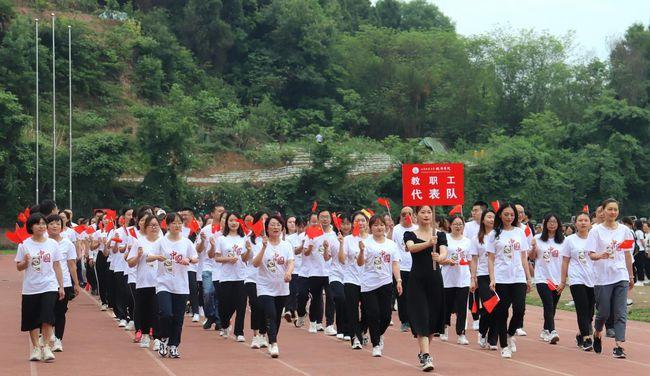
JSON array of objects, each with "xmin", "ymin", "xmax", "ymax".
[
  {"xmin": 85, "ymin": 226, "xmax": 96, "ymax": 235},
  {"xmin": 311, "ymin": 201, "xmax": 318, "ymax": 213},
  {"xmin": 352, "ymin": 222, "xmax": 361, "ymax": 237},
  {"xmin": 189, "ymin": 219, "xmax": 200, "ymax": 236},
  {"xmin": 250, "ymin": 218, "xmax": 265, "ymax": 237},
  {"xmin": 17, "ymin": 208, "xmax": 30, "ymax": 224},
  {"xmin": 128, "ymin": 227, "xmax": 138, "ymax": 238},
  {"xmin": 73, "ymin": 224, "xmax": 87, "ymax": 234},
  {"xmin": 306, "ymin": 225, "xmax": 324, "ymax": 239},
  {"xmin": 491, "ymin": 200, "xmax": 500, "ymax": 212},
  {"xmin": 235, "ymin": 218, "xmax": 251, "ymax": 235},
  {"xmin": 104, "ymin": 221, "xmax": 114, "ymax": 233},
  {"xmin": 582, "ymin": 205, "xmax": 589, "ymax": 214},
  {"xmin": 331, "ymin": 213, "xmax": 342, "ymax": 231},
  {"xmin": 449, "ymin": 204, "xmax": 462, "ymax": 216},
  {"xmin": 404, "ymin": 214, "xmax": 413, "ymax": 227},
  {"xmin": 377, "ymin": 198, "xmax": 391, "ymax": 211},
  {"xmin": 471, "ymin": 298, "xmax": 478, "ymax": 314},
  {"xmin": 546, "ymin": 279, "xmax": 557, "ymax": 291},
  {"xmin": 211, "ymin": 224, "xmax": 221, "ymax": 234},
  {"xmin": 483, "ymin": 293, "xmax": 500, "ymax": 314}
]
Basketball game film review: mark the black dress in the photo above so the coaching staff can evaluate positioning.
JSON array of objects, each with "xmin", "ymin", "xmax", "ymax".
[{"xmin": 404, "ymin": 230, "xmax": 447, "ymax": 337}]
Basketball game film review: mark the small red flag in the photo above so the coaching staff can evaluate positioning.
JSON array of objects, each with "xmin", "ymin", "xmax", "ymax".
[
  {"xmin": 546, "ymin": 279, "xmax": 557, "ymax": 291},
  {"xmin": 235, "ymin": 218, "xmax": 250, "ymax": 235},
  {"xmin": 352, "ymin": 222, "xmax": 360, "ymax": 237},
  {"xmin": 189, "ymin": 219, "xmax": 200, "ymax": 235},
  {"xmin": 311, "ymin": 201, "xmax": 318, "ymax": 213},
  {"xmin": 483, "ymin": 293, "xmax": 500, "ymax": 313},
  {"xmin": 118, "ymin": 216, "xmax": 125, "ymax": 226},
  {"xmin": 85, "ymin": 226, "xmax": 96, "ymax": 235},
  {"xmin": 128, "ymin": 227, "xmax": 138, "ymax": 238},
  {"xmin": 85, "ymin": 283, "xmax": 91, "ymax": 291},
  {"xmin": 331, "ymin": 213, "xmax": 342, "ymax": 231},
  {"xmin": 160, "ymin": 218, "xmax": 167, "ymax": 231},
  {"xmin": 306, "ymin": 225, "xmax": 324, "ymax": 239},
  {"xmin": 211, "ymin": 224, "xmax": 221, "ymax": 234},
  {"xmin": 471, "ymin": 299, "xmax": 478, "ymax": 314},
  {"xmin": 491, "ymin": 200, "xmax": 500, "ymax": 212},
  {"xmin": 17, "ymin": 207, "xmax": 30, "ymax": 224},
  {"xmin": 619, "ymin": 239, "xmax": 634, "ymax": 250},
  {"xmin": 582, "ymin": 205, "xmax": 589, "ymax": 213},
  {"xmin": 524, "ymin": 224, "xmax": 531, "ymax": 237},
  {"xmin": 377, "ymin": 198, "xmax": 391, "ymax": 211},
  {"xmin": 404, "ymin": 214, "xmax": 413, "ymax": 227},
  {"xmin": 110, "ymin": 237, "xmax": 123, "ymax": 244},
  {"xmin": 104, "ymin": 209, "xmax": 117, "ymax": 222},
  {"xmin": 73, "ymin": 224, "xmax": 87, "ymax": 234},
  {"xmin": 104, "ymin": 221, "xmax": 114, "ymax": 233},
  {"xmin": 5, "ymin": 224, "xmax": 28, "ymax": 244},
  {"xmin": 449, "ymin": 204, "xmax": 462, "ymax": 216},
  {"xmin": 365, "ymin": 208, "xmax": 375, "ymax": 217},
  {"xmin": 250, "ymin": 218, "xmax": 265, "ymax": 237},
  {"xmin": 458, "ymin": 258, "xmax": 469, "ymax": 266}
]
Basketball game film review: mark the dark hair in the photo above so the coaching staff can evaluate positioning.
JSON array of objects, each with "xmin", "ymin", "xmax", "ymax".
[
  {"xmin": 266, "ymin": 213, "xmax": 285, "ymax": 234},
  {"xmin": 317, "ymin": 209, "xmax": 330, "ymax": 217},
  {"xmin": 478, "ymin": 209, "xmax": 495, "ymax": 244},
  {"xmin": 575, "ymin": 212, "xmax": 591, "ymax": 221},
  {"xmin": 472, "ymin": 201, "xmax": 488, "ymax": 212},
  {"xmin": 26, "ymin": 213, "xmax": 47, "ymax": 234},
  {"xmin": 634, "ymin": 219, "xmax": 643, "ymax": 231},
  {"xmin": 165, "ymin": 212, "xmax": 183, "ymax": 226},
  {"xmin": 59, "ymin": 210, "xmax": 72, "ymax": 227},
  {"xmin": 284, "ymin": 215, "xmax": 296, "ymax": 233},
  {"xmin": 621, "ymin": 217, "xmax": 634, "ymax": 226},
  {"xmin": 180, "ymin": 207, "xmax": 194, "ymax": 215},
  {"xmin": 39, "ymin": 199, "xmax": 58, "ymax": 216},
  {"xmin": 350, "ymin": 210, "xmax": 369, "ymax": 222},
  {"xmin": 494, "ymin": 202, "xmax": 519, "ymax": 239},
  {"xmin": 143, "ymin": 214, "xmax": 159, "ymax": 231},
  {"xmin": 77, "ymin": 217, "xmax": 87, "ymax": 225},
  {"xmin": 415, "ymin": 205, "xmax": 434, "ymax": 214},
  {"xmin": 120, "ymin": 207, "xmax": 135, "ymax": 227},
  {"xmin": 46, "ymin": 214, "xmax": 63, "ymax": 227},
  {"xmin": 93, "ymin": 208, "xmax": 105, "ymax": 216},
  {"xmin": 540, "ymin": 213, "xmax": 564, "ymax": 244},
  {"xmin": 600, "ymin": 198, "xmax": 619, "ymax": 210},
  {"xmin": 449, "ymin": 215, "xmax": 464, "ymax": 227},
  {"xmin": 437, "ymin": 216, "xmax": 450, "ymax": 232},
  {"xmin": 368, "ymin": 214, "xmax": 386, "ymax": 228},
  {"xmin": 223, "ymin": 212, "xmax": 246, "ymax": 237}
]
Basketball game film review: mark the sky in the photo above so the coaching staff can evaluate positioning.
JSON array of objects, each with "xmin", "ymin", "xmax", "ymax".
[{"xmin": 432, "ymin": 0, "xmax": 650, "ymax": 61}]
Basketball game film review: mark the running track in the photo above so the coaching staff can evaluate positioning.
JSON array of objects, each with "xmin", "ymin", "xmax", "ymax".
[{"xmin": 2, "ymin": 255, "xmax": 649, "ymax": 376}]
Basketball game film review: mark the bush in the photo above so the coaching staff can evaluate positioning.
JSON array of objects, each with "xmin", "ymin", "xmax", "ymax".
[{"xmin": 244, "ymin": 144, "xmax": 297, "ymax": 167}]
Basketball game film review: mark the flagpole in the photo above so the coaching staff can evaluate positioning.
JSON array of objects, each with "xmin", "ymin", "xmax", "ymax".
[
  {"xmin": 51, "ymin": 13, "xmax": 56, "ymax": 201},
  {"xmin": 68, "ymin": 25, "xmax": 72, "ymax": 210},
  {"xmin": 35, "ymin": 18, "xmax": 39, "ymax": 203}
]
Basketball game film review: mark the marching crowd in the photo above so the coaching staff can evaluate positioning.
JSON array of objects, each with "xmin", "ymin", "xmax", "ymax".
[{"xmin": 12, "ymin": 198, "xmax": 650, "ymax": 372}]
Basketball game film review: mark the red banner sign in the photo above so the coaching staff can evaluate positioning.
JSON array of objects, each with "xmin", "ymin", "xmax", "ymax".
[{"xmin": 402, "ymin": 163, "xmax": 464, "ymax": 206}]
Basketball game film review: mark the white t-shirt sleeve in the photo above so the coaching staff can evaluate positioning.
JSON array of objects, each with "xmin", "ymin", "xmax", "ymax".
[
  {"xmin": 485, "ymin": 232, "xmax": 496, "ymax": 253},
  {"xmin": 585, "ymin": 229, "xmax": 598, "ymax": 253},
  {"xmin": 15, "ymin": 243, "xmax": 25, "ymax": 263}
]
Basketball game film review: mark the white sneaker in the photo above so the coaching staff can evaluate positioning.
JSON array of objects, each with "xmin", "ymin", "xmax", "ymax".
[
  {"xmin": 457, "ymin": 335, "xmax": 469, "ymax": 345},
  {"xmin": 250, "ymin": 335, "xmax": 260, "ymax": 349},
  {"xmin": 308, "ymin": 321, "xmax": 318, "ymax": 333},
  {"xmin": 627, "ymin": 298, "xmax": 634, "ymax": 306},
  {"xmin": 352, "ymin": 338, "xmax": 362, "ymax": 349},
  {"xmin": 565, "ymin": 300, "xmax": 575, "ymax": 307},
  {"xmin": 336, "ymin": 333, "xmax": 344, "ymax": 340},
  {"xmin": 324, "ymin": 325, "xmax": 337, "ymax": 336},
  {"xmin": 236, "ymin": 335, "xmax": 245, "ymax": 342},
  {"xmin": 549, "ymin": 330, "xmax": 560, "ymax": 344},
  {"xmin": 259, "ymin": 335, "xmax": 269, "ymax": 348},
  {"xmin": 118, "ymin": 319, "xmax": 127, "ymax": 327},
  {"xmin": 343, "ymin": 335, "xmax": 351, "ymax": 341},
  {"xmin": 489, "ymin": 345, "xmax": 498, "ymax": 351},
  {"xmin": 379, "ymin": 335, "xmax": 384, "ymax": 350},
  {"xmin": 634, "ymin": 281, "xmax": 644, "ymax": 287},
  {"xmin": 199, "ymin": 306, "xmax": 205, "ymax": 317},
  {"xmin": 472, "ymin": 320, "xmax": 480, "ymax": 331},
  {"xmin": 125, "ymin": 321, "xmax": 135, "ymax": 331},
  {"xmin": 52, "ymin": 338, "xmax": 63, "ymax": 352},
  {"xmin": 38, "ymin": 334, "xmax": 44, "ymax": 347},
  {"xmin": 507, "ymin": 336, "xmax": 517, "ymax": 352},
  {"xmin": 316, "ymin": 323, "xmax": 324, "ymax": 331},
  {"xmin": 478, "ymin": 334, "xmax": 488, "ymax": 349},
  {"xmin": 440, "ymin": 327, "xmax": 449, "ymax": 342},
  {"xmin": 222, "ymin": 328, "xmax": 231, "ymax": 339},
  {"xmin": 269, "ymin": 343, "xmax": 279, "ymax": 358},
  {"xmin": 389, "ymin": 320, "xmax": 394, "ymax": 326},
  {"xmin": 540, "ymin": 330, "xmax": 551, "ymax": 342},
  {"xmin": 372, "ymin": 345, "xmax": 382, "ymax": 357},
  {"xmin": 42, "ymin": 345, "xmax": 55, "ymax": 361},
  {"xmin": 515, "ymin": 328, "xmax": 527, "ymax": 336},
  {"xmin": 100, "ymin": 304, "xmax": 108, "ymax": 311},
  {"xmin": 153, "ymin": 339, "xmax": 161, "ymax": 351},
  {"xmin": 218, "ymin": 329, "xmax": 225, "ymax": 337},
  {"xmin": 501, "ymin": 347, "xmax": 512, "ymax": 358},
  {"xmin": 192, "ymin": 313, "xmax": 200, "ymax": 322},
  {"xmin": 139, "ymin": 335, "xmax": 151, "ymax": 348},
  {"xmin": 296, "ymin": 316, "xmax": 305, "ymax": 328},
  {"xmin": 29, "ymin": 346, "xmax": 42, "ymax": 361}
]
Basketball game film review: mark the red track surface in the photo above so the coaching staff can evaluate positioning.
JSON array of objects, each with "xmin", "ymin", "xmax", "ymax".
[{"xmin": 2, "ymin": 254, "xmax": 649, "ymax": 376}]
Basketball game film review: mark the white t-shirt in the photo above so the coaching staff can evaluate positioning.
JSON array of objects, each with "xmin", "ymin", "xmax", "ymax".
[
  {"xmin": 560, "ymin": 234, "xmax": 595, "ymax": 287},
  {"xmin": 469, "ymin": 230, "xmax": 492, "ymax": 277},
  {"xmin": 152, "ymin": 236, "xmax": 198, "ymax": 294},
  {"xmin": 15, "ymin": 237, "xmax": 63, "ymax": 295},
  {"xmin": 463, "ymin": 220, "xmax": 481, "ymax": 240},
  {"xmin": 442, "ymin": 235, "xmax": 471, "ymax": 288},
  {"xmin": 359, "ymin": 237, "xmax": 399, "ymax": 293},
  {"xmin": 56, "ymin": 237, "xmax": 77, "ymax": 287},
  {"xmin": 343, "ymin": 234, "xmax": 367, "ymax": 286},
  {"xmin": 216, "ymin": 235, "xmax": 248, "ymax": 282},
  {"xmin": 328, "ymin": 235, "xmax": 345, "ymax": 284},
  {"xmin": 303, "ymin": 231, "xmax": 338, "ymax": 278},
  {"xmin": 245, "ymin": 240, "xmax": 260, "ymax": 283},
  {"xmin": 634, "ymin": 229, "xmax": 645, "ymax": 251},
  {"xmin": 124, "ymin": 227, "xmax": 139, "ymax": 284},
  {"xmin": 62, "ymin": 227, "xmax": 78, "ymax": 244},
  {"xmin": 486, "ymin": 227, "xmax": 530, "ymax": 284},
  {"xmin": 585, "ymin": 224, "xmax": 633, "ymax": 286},
  {"xmin": 255, "ymin": 240, "xmax": 295, "ymax": 297},
  {"xmin": 392, "ymin": 223, "xmax": 417, "ymax": 272},
  {"xmin": 533, "ymin": 235, "xmax": 563, "ymax": 285},
  {"xmin": 181, "ymin": 226, "xmax": 197, "ymax": 273},
  {"xmin": 127, "ymin": 237, "xmax": 160, "ymax": 289},
  {"xmin": 110, "ymin": 227, "xmax": 129, "ymax": 273},
  {"xmin": 286, "ymin": 233, "xmax": 303, "ymax": 274}
]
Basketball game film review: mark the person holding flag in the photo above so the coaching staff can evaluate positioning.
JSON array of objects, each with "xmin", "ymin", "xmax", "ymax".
[
  {"xmin": 465, "ymin": 201, "xmax": 488, "ymax": 331},
  {"xmin": 392, "ymin": 206, "xmax": 417, "ymax": 332}
]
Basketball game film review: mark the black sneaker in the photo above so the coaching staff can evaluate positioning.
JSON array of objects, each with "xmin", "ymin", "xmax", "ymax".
[
  {"xmin": 605, "ymin": 328, "xmax": 615, "ymax": 338},
  {"xmin": 418, "ymin": 353, "xmax": 425, "ymax": 366},
  {"xmin": 169, "ymin": 345, "xmax": 180, "ymax": 358},
  {"xmin": 613, "ymin": 346, "xmax": 626, "ymax": 359},
  {"xmin": 575, "ymin": 334, "xmax": 584, "ymax": 347},
  {"xmin": 202, "ymin": 317, "xmax": 214, "ymax": 330},
  {"xmin": 593, "ymin": 336, "xmax": 602, "ymax": 354},
  {"xmin": 582, "ymin": 338, "xmax": 593, "ymax": 351},
  {"xmin": 158, "ymin": 338, "xmax": 168, "ymax": 358}
]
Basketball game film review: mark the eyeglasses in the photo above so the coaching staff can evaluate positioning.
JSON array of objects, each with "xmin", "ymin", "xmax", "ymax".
[{"xmin": 147, "ymin": 224, "xmax": 160, "ymax": 228}]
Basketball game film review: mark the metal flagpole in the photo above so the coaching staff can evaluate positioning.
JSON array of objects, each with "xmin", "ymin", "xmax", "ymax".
[
  {"xmin": 35, "ymin": 18, "xmax": 39, "ymax": 203},
  {"xmin": 51, "ymin": 13, "xmax": 56, "ymax": 201},
  {"xmin": 68, "ymin": 25, "xmax": 72, "ymax": 210}
]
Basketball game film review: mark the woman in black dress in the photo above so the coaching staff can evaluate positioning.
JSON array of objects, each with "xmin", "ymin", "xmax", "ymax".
[{"xmin": 404, "ymin": 205, "xmax": 448, "ymax": 372}]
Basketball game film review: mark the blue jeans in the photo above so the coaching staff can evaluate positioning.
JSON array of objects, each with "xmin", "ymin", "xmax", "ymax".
[
  {"xmin": 202, "ymin": 271, "xmax": 219, "ymax": 324},
  {"xmin": 157, "ymin": 291, "xmax": 187, "ymax": 346}
]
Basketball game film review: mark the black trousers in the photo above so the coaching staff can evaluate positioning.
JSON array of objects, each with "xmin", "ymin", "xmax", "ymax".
[
  {"xmin": 135, "ymin": 287, "xmax": 158, "ymax": 337},
  {"xmin": 54, "ymin": 287, "xmax": 75, "ymax": 339},
  {"xmin": 86, "ymin": 261, "xmax": 97, "ymax": 292},
  {"xmin": 329, "ymin": 281, "xmax": 348, "ymax": 335},
  {"xmin": 107, "ymin": 269, "xmax": 116, "ymax": 308},
  {"xmin": 634, "ymin": 251, "xmax": 650, "ymax": 281},
  {"xmin": 536, "ymin": 283, "xmax": 560, "ymax": 331},
  {"xmin": 444, "ymin": 287, "xmax": 469, "ymax": 335},
  {"xmin": 344, "ymin": 283, "xmax": 363, "ymax": 343},
  {"xmin": 296, "ymin": 276, "xmax": 309, "ymax": 317},
  {"xmin": 187, "ymin": 271, "xmax": 199, "ymax": 315},
  {"xmin": 245, "ymin": 282, "xmax": 266, "ymax": 334},
  {"xmin": 113, "ymin": 271, "xmax": 128, "ymax": 320},
  {"xmin": 95, "ymin": 252, "xmax": 109, "ymax": 305},
  {"xmin": 468, "ymin": 291, "xmax": 480, "ymax": 321},
  {"xmin": 477, "ymin": 275, "xmax": 497, "ymax": 345},
  {"xmin": 308, "ymin": 276, "xmax": 329, "ymax": 324},
  {"xmin": 361, "ymin": 283, "xmax": 392, "ymax": 347},
  {"xmin": 219, "ymin": 280, "xmax": 246, "ymax": 336},
  {"xmin": 285, "ymin": 274, "xmax": 299, "ymax": 312},
  {"xmin": 570, "ymin": 284, "xmax": 595, "ymax": 337},
  {"xmin": 259, "ymin": 295, "xmax": 288, "ymax": 343},
  {"xmin": 157, "ymin": 292, "xmax": 187, "ymax": 346},
  {"xmin": 396, "ymin": 271, "xmax": 410, "ymax": 325},
  {"xmin": 494, "ymin": 283, "xmax": 527, "ymax": 348}
]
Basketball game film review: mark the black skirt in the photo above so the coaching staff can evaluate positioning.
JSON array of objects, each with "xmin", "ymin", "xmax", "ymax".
[
  {"xmin": 406, "ymin": 269, "xmax": 445, "ymax": 337},
  {"xmin": 21, "ymin": 292, "xmax": 58, "ymax": 331}
]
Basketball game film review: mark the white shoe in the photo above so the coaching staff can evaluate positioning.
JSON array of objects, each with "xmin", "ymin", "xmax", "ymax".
[
  {"xmin": 352, "ymin": 338, "xmax": 362, "ymax": 349},
  {"xmin": 389, "ymin": 320, "xmax": 394, "ymax": 326},
  {"xmin": 507, "ymin": 336, "xmax": 517, "ymax": 352},
  {"xmin": 440, "ymin": 327, "xmax": 449, "ymax": 342},
  {"xmin": 489, "ymin": 345, "xmax": 498, "ymax": 351},
  {"xmin": 634, "ymin": 281, "xmax": 644, "ymax": 287},
  {"xmin": 296, "ymin": 316, "xmax": 305, "ymax": 328},
  {"xmin": 501, "ymin": 347, "xmax": 512, "ymax": 358},
  {"xmin": 549, "ymin": 330, "xmax": 560, "ymax": 344},
  {"xmin": 29, "ymin": 346, "xmax": 42, "ymax": 361},
  {"xmin": 324, "ymin": 325, "xmax": 337, "ymax": 336},
  {"xmin": 472, "ymin": 320, "xmax": 480, "ymax": 331},
  {"xmin": 372, "ymin": 345, "xmax": 382, "ymax": 357},
  {"xmin": 379, "ymin": 335, "xmax": 384, "ymax": 350},
  {"xmin": 259, "ymin": 335, "xmax": 269, "ymax": 348},
  {"xmin": 199, "ymin": 306, "xmax": 205, "ymax": 317},
  {"xmin": 478, "ymin": 334, "xmax": 488, "ymax": 349},
  {"xmin": 627, "ymin": 298, "xmax": 634, "ymax": 306},
  {"xmin": 540, "ymin": 330, "xmax": 551, "ymax": 342},
  {"xmin": 222, "ymin": 328, "xmax": 230, "ymax": 339},
  {"xmin": 38, "ymin": 334, "xmax": 44, "ymax": 347},
  {"xmin": 336, "ymin": 333, "xmax": 344, "ymax": 340},
  {"xmin": 42, "ymin": 345, "xmax": 55, "ymax": 361},
  {"xmin": 457, "ymin": 334, "xmax": 469, "ymax": 345},
  {"xmin": 118, "ymin": 319, "xmax": 127, "ymax": 327},
  {"xmin": 308, "ymin": 321, "xmax": 318, "ymax": 333},
  {"xmin": 100, "ymin": 304, "xmax": 108, "ymax": 311},
  {"xmin": 565, "ymin": 300, "xmax": 575, "ymax": 307},
  {"xmin": 192, "ymin": 313, "xmax": 200, "ymax": 322},
  {"xmin": 236, "ymin": 335, "xmax": 245, "ymax": 342},
  {"xmin": 125, "ymin": 321, "xmax": 135, "ymax": 331},
  {"xmin": 52, "ymin": 338, "xmax": 63, "ymax": 352},
  {"xmin": 139, "ymin": 334, "xmax": 151, "ymax": 348},
  {"xmin": 515, "ymin": 328, "xmax": 527, "ymax": 336},
  {"xmin": 153, "ymin": 339, "xmax": 161, "ymax": 351},
  {"xmin": 343, "ymin": 335, "xmax": 351, "ymax": 341},
  {"xmin": 269, "ymin": 343, "xmax": 279, "ymax": 358},
  {"xmin": 316, "ymin": 323, "xmax": 324, "ymax": 331},
  {"xmin": 250, "ymin": 335, "xmax": 260, "ymax": 349}
]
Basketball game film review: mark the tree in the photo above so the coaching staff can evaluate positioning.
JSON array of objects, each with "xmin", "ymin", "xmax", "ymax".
[
  {"xmin": 374, "ymin": 0, "xmax": 401, "ymax": 29},
  {"xmin": 610, "ymin": 23, "xmax": 650, "ymax": 107},
  {"xmin": 399, "ymin": 0, "xmax": 454, "ymax": 32}
]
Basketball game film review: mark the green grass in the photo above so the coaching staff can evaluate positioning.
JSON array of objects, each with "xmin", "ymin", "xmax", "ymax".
[{"xmin": 0, "ymin": 250, "xmax": 15, "ymax": 255}]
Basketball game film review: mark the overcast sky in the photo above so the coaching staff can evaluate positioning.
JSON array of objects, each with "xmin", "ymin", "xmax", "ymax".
[{"xmin": 432, "ymin": 0, "xmax": 650, "ymax": 60}]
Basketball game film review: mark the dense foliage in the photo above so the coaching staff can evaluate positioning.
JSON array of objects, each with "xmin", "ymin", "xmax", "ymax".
[{"xmin": 0, "ymin": 0, "xmax": 648, "ymax": 224}]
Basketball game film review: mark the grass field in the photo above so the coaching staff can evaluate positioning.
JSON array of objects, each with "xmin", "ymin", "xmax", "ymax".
[{"xmin": 0, "ymin": 250, "xmax": 15, "ymax": 255}]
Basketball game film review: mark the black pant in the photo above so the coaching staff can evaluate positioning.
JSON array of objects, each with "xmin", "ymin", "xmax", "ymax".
[
  {"xmin": 219, "ymin": 280, "xmax": 246, "ymax": 336},
  {"xmin": 536, "ymin": 282, "xmax": 560, "ymax": 331},
  {"xmin": 468, "ymin": 291, "xmax": 480, "ymax": 321},
  {"xmin": 245, "ymin": 282, "xmax": 266, "ymax": 334},
  {"xmin": 325, "ymin": 283, "xmax": 335, "ymax": 326},
  {"xmin": 361, "ymin": 283, "xmax": 392, "ymax": 347},
  {"xmin": 329, "ymin": 281, "xmax": 348, "ymax": 335},
  {"xmin": 285, "ymin": 274, "xmax": 299, "ymax": 313},
  {"xmin": 477, "ymin": 276, "xmax": 497, "ymax": 345},
  {"xmin": 128, "ymin": 282, "xmax": 138, "ymax": 330},
  {"xmin": 136, "ymin": 287, "xmax": 158, "ymax": 337},
  {"xmin": 296, "ymin": 276, "xmax": 309, "ymax": 317},
  {"xmin": 187, "ymin": 271, "xmax": 199, "ymax": 315},
  {"xmin": 396, "ymin": 271, "xmax": 410, "ymax": 325},
  {"xmin": 444, "ymin": 287, "xmax": 469, "ymax": 335},
  {"xmin": 157, "ymin": 292, "xmax": 187, "ymax": 346},
  {"xmin": 570, "ymin": 284, "xmax": 595, "ymax": 337},
  {"xmin": 308, "ymin": 276, "xmax": 329, "ymax": 324},
  {"xmin": 95, "ymin": 252, "xmax": 110, "ymax": 305},
  {"xmin": 113, "ymin": 271, "xmax": 127, "ymax": 320},
  {"xmin": 259, "ymin": 295, "xmax": 288, "ymax": 343},
  {"xmin": 107, "ymin": 269, "xmax": 116, "ymax": 308},
  {"xmin": 344, "ymin": 283, "xmax": 363, "ymax": 343},
  {"xmin": 86, "ymin": 261, "xmax": 97, "ymax": 292},
  {"xmin": 54, "ymin": 287, "xmax": 75, "ymax": 339},
  {"xmin": 634, "ymin": 251, "xmax": 650, "ymax": 281},
  {"xmin": 494, "ymin": 283, "xmax": 527, "ymax": 348},
  {"xmin": 76, "ymin": 259, "xmax": 85, "ymax": 286}
]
